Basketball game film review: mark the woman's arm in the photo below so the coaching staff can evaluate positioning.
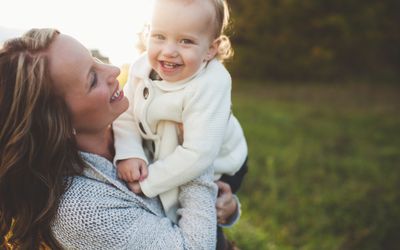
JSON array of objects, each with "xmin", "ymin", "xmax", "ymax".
[
  {"xmin": 128, "ymin": 169, "xmax": 218, "ymax": 249},
  {"xmin": 52, "ymin": 168, "xmax": 217, "ymax": 250}
]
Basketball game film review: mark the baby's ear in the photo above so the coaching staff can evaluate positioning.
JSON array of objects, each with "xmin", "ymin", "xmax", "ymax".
[{"xmin": 205, "ymin": 38, "xmax": 220, "ymax": 61}]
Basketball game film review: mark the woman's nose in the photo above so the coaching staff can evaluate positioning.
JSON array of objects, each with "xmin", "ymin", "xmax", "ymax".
[{"xmin": 107, "ymin": 64, "xmax": 121, "ymax": 84}]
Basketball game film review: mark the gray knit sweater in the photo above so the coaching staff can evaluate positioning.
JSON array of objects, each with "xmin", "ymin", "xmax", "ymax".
[{"xmin": 51, "ymin": 152, "xmax": 217, "ymax": 249}]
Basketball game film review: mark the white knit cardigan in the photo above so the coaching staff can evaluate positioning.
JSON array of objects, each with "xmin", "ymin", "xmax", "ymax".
[
  {"xmin": 113, "ymin": 54, "xmax": 247, "ymax": 221},
  {"xmin": 51, "ymin": 152, "xmax": 217, "ymax": 250}
]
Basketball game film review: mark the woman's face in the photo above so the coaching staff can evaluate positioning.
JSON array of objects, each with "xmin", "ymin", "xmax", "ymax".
[{"xmin": 48, "ymin": 34, "xmax": 128, "ymax": 134}]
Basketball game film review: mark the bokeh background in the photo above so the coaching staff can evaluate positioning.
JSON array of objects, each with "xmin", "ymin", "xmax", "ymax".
[
  {"xmin": 219, "ymin": 1, "xmax": 400, "ymax": 249},
  {"xmin": 227, "ymin": 0, "xmax": 399, "ymax": 82},
  {"xmin": 2, "ymin": 0, "xmax": 400, "ymax": 249}
]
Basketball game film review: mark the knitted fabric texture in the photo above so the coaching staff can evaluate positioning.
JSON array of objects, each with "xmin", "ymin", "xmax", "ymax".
[{"xmin": 51, "ymin": 152, "xmax": 217, "ymax": 249}]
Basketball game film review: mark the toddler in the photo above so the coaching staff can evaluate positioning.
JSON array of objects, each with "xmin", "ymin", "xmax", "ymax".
[{"xmin": 113, "ymin": 0, "xmax": 248, "ymax": 223}]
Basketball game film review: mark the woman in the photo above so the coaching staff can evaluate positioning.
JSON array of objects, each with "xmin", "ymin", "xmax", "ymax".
[{"xmin": 0, "ymin": 29, "xmax": 239, "ymax": 249}]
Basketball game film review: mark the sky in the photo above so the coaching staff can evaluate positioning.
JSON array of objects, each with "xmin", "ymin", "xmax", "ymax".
[{"xmin": 0, "ymin": 0, "xmax": 154, "ymax": 66}]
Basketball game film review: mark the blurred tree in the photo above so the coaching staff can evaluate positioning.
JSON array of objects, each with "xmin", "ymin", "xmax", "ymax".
[
  {"xmin": 227, "ymin": 0, "xmax": 400, "ymax": 82},
  {"xmin": 118, "ymin": 64, "xmax": 130, "ymax": 87}
]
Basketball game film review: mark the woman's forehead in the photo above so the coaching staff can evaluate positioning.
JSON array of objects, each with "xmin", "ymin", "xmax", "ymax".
[
  {"xmin": 49, "ymin": 34, "xmax": 90, "ymax": 67},
  {"xmin": 48, "ymin": 34, "xmax": 91, "ymax": 91}
]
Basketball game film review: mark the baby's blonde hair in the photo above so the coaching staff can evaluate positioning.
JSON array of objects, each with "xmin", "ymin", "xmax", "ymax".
[{"xmin": 209, "ymin": 0, "xmax": 234, "ymax": 62}]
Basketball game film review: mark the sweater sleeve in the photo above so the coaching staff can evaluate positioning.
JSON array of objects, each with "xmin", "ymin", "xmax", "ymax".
[
  {"xmin": 52, "ymin": 168, "xmax": 217, "ymax": 250},
  {"xmin": 140, "ymin": 61, "xmax": 231, "ymax": 197},
  {"xmin": 113, "ymin": 67, "xmax": 148, "ymax": 165}
]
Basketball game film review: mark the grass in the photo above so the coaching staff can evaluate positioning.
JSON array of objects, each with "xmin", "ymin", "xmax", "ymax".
[
  {"xmin": 225, "ymin": 81, "xmax": 400, "ymax": 250},
  {"xmin": 4, "ymin": 80, "xmax": 399, "ymax": 249}
]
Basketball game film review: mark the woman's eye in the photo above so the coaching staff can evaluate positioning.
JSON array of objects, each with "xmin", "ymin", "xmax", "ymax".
[
  {"xmin": 180, "ymin": 39, "xmax": 193, "ymax": 45},
  {"xmin": 90, "ymin": 71, "xmax": 98, "ymax": 88}
]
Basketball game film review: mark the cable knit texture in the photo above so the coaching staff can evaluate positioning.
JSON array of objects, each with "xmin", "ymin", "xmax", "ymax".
[{"xmin": 51, "ymin": 152, "xmax": 217, "ymax": 250}]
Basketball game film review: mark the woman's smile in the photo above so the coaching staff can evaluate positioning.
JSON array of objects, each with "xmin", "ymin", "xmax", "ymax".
[{"xmin": 110, "ymin": 84, "xmax": 124, "ymax": 103}]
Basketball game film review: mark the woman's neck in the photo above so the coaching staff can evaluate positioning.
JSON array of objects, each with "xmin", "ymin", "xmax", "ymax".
[{"xmin": 74, "ymin": 126, "xmax": 115, "ymax": 162}]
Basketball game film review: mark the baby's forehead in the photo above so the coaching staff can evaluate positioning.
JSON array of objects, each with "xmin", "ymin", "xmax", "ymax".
[
  {"xmin": 155, "ymin": 0, "xmax": 216, "ymax": 15},
  {"xmin": 153, "ymin": 0, "xmax": 217, "ymax": 32}
]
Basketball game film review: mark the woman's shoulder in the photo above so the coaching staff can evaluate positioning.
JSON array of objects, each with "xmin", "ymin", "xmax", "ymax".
[
  {"xmin": 58, "ymin": 174, "xmax": 135, "ymax": 215},
  {"xmin": 60, "ymin": 152, "xmax": 163, "ymax": 214},
  {"xmin": 52, "ymin": 175, "xmax": 159, "ymax": 249},
  {"xmin": 52, "ymin": 155, "xmax": 166, "ymax": 248}
]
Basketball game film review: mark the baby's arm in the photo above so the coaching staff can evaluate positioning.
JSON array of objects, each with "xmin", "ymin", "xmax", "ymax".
[
  {"xmin": 113, "ymin": 67, "xmax": 148, "ymax": 165},
  {"xmin": 113, "ymin": 66, "xmax": 150, "ymax": 194}
]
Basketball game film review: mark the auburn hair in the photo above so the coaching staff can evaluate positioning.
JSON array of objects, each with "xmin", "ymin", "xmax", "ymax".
[{"xmin": 0, "ymin": 28, "xmax": 84, "ymax": 249}]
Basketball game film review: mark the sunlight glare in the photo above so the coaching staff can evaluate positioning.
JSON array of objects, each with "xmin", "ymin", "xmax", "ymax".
[{"xmin": 0, "ymin": 0, "xmax": 155, "ymax": 66}]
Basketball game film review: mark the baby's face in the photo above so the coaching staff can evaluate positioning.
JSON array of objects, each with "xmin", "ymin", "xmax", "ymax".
[{"xmin": 147, "ymin": 0, "xmax": 218, "ymax": 82}]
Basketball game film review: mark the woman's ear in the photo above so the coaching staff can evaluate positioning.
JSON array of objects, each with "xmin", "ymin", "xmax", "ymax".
[{"xmin": 205, "ymin": 38, "xmax": 220, "ymax": 61}]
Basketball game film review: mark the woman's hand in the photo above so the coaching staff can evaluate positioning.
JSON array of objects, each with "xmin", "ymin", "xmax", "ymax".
[{"xmin": 215, "ymin": 181, "xmax": 238, "ymax": 225}]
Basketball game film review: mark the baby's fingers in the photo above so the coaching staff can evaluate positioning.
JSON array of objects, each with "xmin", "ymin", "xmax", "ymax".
[
  {"xmin": 130, "ymin": 166, "xmax": 141, "ymax": 181},
  {"xmin": 128, "ymin": 182, "xmax": 142, "ymax": 194},
  {"xmin": 118, "ymin": 171, "xmax": 129, "ymax": 182},
  {"xmin": 139, "ymin": 164, "xmax": 148, "ymax": 181}
]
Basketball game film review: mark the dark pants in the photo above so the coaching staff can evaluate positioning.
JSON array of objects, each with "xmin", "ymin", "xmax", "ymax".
[{"xmin": 216, "ymin": 158, "xmax": 248, "ymax": 250}]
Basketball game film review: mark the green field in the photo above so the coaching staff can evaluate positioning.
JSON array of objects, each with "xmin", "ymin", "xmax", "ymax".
[{"xmin": 225, "ymin": 81, "xmax": 400, "ymax": 250}]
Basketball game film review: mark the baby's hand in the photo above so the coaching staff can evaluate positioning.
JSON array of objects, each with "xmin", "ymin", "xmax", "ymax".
[
  {"xmin": 127, "ymin": 181, "xmax": 142, "ymax": 194},
  {"xmin": 117, "ymin": 158, "xmax": 148, "ymax": 183}
]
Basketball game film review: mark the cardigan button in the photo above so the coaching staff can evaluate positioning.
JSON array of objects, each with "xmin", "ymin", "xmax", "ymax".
[
  {"xmin": 143, "ymin": 87, "xmax": 149, "ymax": 99},
  {"xmin": 138, "ymin": 122, "xmax": 146, "ymax": 135}
]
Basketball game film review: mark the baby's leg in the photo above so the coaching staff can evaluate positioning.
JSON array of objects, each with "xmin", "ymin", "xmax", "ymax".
[{"xmin": 219, "ymin": 157, "xmax": 248, "ymax": 193}]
